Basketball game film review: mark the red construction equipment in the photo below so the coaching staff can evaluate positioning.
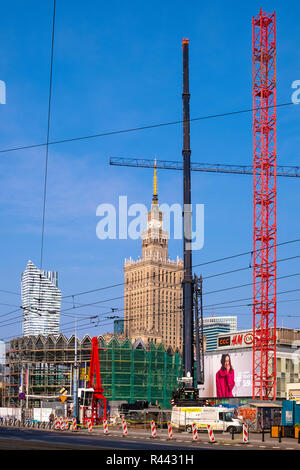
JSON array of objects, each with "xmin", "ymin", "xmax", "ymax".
[
  {"xmin": 82, "ymin": 336, "xmax": 107, "ymax": 425},
  {"xmin": 252, "ymin": 8, "xmax": 277, "ymax": 400}
]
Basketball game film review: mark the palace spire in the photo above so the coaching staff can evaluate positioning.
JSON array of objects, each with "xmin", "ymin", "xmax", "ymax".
[{"xmin": 152, "ymin": 158, "xmax": 158, "ymax": 204}]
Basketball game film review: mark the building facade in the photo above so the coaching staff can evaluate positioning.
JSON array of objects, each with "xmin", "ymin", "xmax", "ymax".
[
  {"xmin": 124, "ymin": 163, "xmax": 183, "ymax": 351},
  {"xmin": 114, "ymin": 319, "xmax": 124, "ymax": 335},
  {"xmin": 0, "ymin": 340, "xmax": 5, "ymax": 406},
  {"xmin": 198, "ymin": 328, "xmax": 300, "ymax": 400},
  {"xmin": 203, "ymin": 316, "xmax": 237, "ymax": 333},
  {"xmin": 21, "ymin": 260, "xmax": 62, "ymax": 336},
  {"xmin": 203, "ymin": 322, "xmax": 231, "ymax": 352}
]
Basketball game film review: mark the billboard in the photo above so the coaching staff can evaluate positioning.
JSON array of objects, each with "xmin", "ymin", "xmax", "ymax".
[
  {"xmin": 217, "ymin": 331, "xmax": 253, "ymax": 350},
  {"xmin": 198, "ymin": 350, "xmax": 253, "ymax": 398}
]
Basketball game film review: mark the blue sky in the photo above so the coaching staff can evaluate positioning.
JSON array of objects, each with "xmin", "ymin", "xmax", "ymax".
[{"xmin": 0, "ymin": 0, "xmax": 300, "ymax": 341}]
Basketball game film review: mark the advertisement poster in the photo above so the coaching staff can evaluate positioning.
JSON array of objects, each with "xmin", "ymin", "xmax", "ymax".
[{"xmin": 198, "ymin": 350, "xmax": 253, "ymax": 398}]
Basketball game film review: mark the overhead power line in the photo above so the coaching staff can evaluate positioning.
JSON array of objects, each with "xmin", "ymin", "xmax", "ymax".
[
  {"xmin": 3, "ymin": 266, "xmax": 300, "ymax": 334},
  {"xmin": 62, "ymin": 238, "xmax": 300, "ymax": 300},
  {"xmin": 0, "ymin": 102, "xmax": 295, "ymax": 155}
]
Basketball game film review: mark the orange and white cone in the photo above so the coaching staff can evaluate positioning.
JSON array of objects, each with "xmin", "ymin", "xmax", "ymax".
[
  {"xmin": 207, "ymin": 424, "xmax": 216, "ymax": 443},
  {"xmin": 243, "ymin": 424, "xmax": 248, "ymax": 443},
  {"xmin": 151, "ymin": 420, "xmax": 157, "ymax": 438},
  {"xmin": 122, "ymin": 418, "xmax": 128, "ymax": 437},
  {"xmin": 103, "ymin": 419, "xmax": 109, "ymax": 435},
  {"xmin": 72, "ymin": 418, "xmax": 77, "ymax": 431},
  {"xmin": 192, "ymin": 422, "xmax": 198, "ymax": 441},
  {"xmin": 88, "ymin": 419, "xmax": 93, "ymax": 433},
  {"xmin": 167, "ymin": 421, "xmax": 173, "ymax": 440}
]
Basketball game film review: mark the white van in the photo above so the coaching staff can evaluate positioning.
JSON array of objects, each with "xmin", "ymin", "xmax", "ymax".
[{"xmin": 171, "ymin": 405, "xmax": 243, "ymax": 433}]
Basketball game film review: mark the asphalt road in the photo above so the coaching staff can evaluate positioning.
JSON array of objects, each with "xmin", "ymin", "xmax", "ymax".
[
  {"xmin": 0, "ymin": 426, "xmax": 298, "ymax": 452},
  {"xmin": 0, "ymin": 426, "xmax": 212, "ymax": 450}
]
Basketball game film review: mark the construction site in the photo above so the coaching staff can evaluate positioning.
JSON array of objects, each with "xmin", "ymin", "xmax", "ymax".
[{"xmin": 3, "ymin": 334, "xmax": 182, "ymax": 410}]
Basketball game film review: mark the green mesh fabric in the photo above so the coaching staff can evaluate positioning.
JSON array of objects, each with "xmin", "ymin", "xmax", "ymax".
[{"xmin": 100, "ymin": 339, "xmax": 182, "ymax": 408}]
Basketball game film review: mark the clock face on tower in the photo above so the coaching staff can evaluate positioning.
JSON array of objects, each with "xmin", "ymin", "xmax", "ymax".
[{"xmin": 149, "ymin": 220, "xmax": 161, "ymax": 229}]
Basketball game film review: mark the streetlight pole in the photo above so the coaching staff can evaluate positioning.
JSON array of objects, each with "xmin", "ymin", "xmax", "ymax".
[{"xmin": 73, "ymin": 316, "xmax": 78, "ymax": 421}]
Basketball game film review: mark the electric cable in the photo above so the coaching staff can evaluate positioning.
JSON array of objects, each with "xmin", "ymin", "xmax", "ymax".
[
  {"xmin": 61, "ymin": 238, "xmax": 300, "ymax": 300},
  {"xmin": 0, "ymin": 102, "xmax": 295, "ymax": 155}
]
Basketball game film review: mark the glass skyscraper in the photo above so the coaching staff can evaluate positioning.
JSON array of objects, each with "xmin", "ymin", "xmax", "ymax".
[
  {"xmin": 202, "ymin": 316, "xmax": 238, "ymax": 351},
  {"xmin": 203, "ymin": 316, "xmax": 237, "ymax": 333},
  {"xmin": 21, "ymin": 260, "xmax": 61, "ymax": 336},
  {"xmin": 203, "ymin": 322, "xmax": 231, "ymax": 351}
]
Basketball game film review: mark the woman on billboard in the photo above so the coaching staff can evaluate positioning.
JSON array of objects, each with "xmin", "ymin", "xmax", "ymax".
[{"xmin": 216, "ymin": 354, "xmax": 235, "ymax": 397}]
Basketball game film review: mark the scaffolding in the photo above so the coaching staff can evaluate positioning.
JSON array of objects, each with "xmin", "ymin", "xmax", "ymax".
[{"xmin": 4, "ymin": 335, "xmax": 182, "ymax": 409}]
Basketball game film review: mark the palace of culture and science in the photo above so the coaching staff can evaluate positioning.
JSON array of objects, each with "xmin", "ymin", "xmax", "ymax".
[{"xmin": 124, "ymin": 163, "xmax": 183, "ymax": 351}]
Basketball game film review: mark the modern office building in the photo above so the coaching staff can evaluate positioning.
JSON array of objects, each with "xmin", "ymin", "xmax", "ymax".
[
  {"xmin": 203, "ymin": 315, "xmax": 237, "ymax": 333},
  {"xmin": 114, "ymin": 319, "xmax": 124, "ymax": 335},
  {"xmin": 203, "ymin": 322, "xmax": 231, "ymax": 351},
  {"xmin": 0, "ymin": 340, "xmax": 5, "ymax": 405},
  {"xmin": 123, "ymin": 163, "xmax": 183, "ymax": 351},
  {"xmin": 0, "ymin": 340, "xmax": 5, "ymax": 370},
  {"xmin": 21, "ymin": 260, "xmax": 62, "ymax": 336}
]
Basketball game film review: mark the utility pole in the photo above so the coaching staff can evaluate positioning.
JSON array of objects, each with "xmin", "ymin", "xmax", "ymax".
[{"xmin": 182, "ymin": 38, "xmax": 194, "ymax": 387}]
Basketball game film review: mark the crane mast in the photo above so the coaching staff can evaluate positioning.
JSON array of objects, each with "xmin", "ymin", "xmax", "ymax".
[
  {"xmin": 252, "ymin": 9, "xmax": 277, "ymax": 400},
  {"xmin": 181, "ymin": 38, "xmax": 194, "ymax": 387}
]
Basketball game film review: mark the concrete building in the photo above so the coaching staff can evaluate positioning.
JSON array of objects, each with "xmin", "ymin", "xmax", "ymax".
[
  {"xmin": 21, "ymin": 260, "xmax": 62, "ymax": 336},
  {"xmin": 123, "ymin": 163, "xmax": 183, "ymax": 351}
]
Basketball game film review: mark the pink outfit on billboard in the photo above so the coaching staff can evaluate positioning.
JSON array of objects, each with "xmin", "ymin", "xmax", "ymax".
[{"xmin": 216, "ymin": 368, "xmax": 235, "ymax": 398}]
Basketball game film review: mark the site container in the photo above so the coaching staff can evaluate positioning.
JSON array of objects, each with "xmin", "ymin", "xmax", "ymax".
[
  {"xmin": 281, "ymin": 400, "xmax": 295, "ymax": 426},
  {"xmin": 294, "ymin": 404, "xmax": 300, "ymax": 426}
]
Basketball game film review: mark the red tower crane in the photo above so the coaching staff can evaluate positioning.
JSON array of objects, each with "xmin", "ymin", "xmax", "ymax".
[
  {"xmin": 85, "ymin": 336, "xmax": 107, "ymax": 425},
  {"xmin": 252, "ymin": 9, "xmax": 277, "ymax": 400}
]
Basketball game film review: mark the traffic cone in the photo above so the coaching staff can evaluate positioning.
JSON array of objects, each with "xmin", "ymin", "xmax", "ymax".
[
  {"xmin": 192, "ymin": 422, "xmax": 198, "ymax": 441},
  {"xmin": 151, "ymin": 420, "xmax": 157, "ymax": 438},
  {"xmin": 122, "ymin": 418, "xmax": 128, "ymax": 437},
  {"xmin": 243, "ymin": 424, "xmax": 249, "ymax": 443},
  {"xmin": 167, "ymin": 421, "xmax": 173, "ymax": 440},
  {"xmin": 207, "ymin": 424, "xmax": 216, "ymax": 443},
  {"xmin": 103, "ymin": 419, "xmax": 109, "ymax": 435}
]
